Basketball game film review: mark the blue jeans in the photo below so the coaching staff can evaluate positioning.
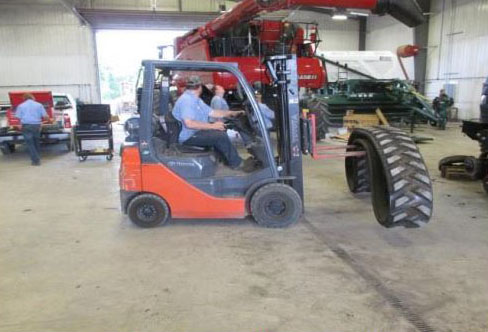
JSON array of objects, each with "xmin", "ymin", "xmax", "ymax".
[
  {"xmin": 22, "ymin": 124, "xmax": 41, "ymax": 163},
  {"xmin": 184, "ymin": 130, "xmax": 242, "ymax": 168}
]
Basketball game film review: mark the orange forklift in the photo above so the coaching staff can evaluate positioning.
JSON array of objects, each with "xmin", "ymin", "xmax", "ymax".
[{"xmin": 119, "ymin": 56, "xmax": 433, "ymax": 228}]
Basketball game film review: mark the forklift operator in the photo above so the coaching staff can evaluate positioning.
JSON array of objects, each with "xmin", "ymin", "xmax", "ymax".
[{"xmin": 173, "ymin": 76, "xmax": 245, "ymax": 169}]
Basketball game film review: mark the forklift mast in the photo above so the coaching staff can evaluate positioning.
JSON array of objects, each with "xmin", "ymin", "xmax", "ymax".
[{"xmin": 266, "ymin": 55, "xmax": 304, "ymax": 200}]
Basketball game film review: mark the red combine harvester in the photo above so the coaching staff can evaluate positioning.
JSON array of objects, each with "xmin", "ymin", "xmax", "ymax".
[
  {"xmin": 0, "ymin": 91, "xmax": 72, "ymax": 154},
  {"xmin": 173, "ymin": 0, "xmax": 426, "ymax": 136}
]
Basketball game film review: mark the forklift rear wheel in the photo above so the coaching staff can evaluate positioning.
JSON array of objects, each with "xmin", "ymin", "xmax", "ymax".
[
  {"xmin": 345, "ymin": 139, "xmax": 370, "ymax": 194},
  {"xmin": 127, "ymin": 194, "xmax": 170, "ymax": 228},
  {"xmin": 250, "ymin": 183, "xmax": 302, "ymax": 228}
]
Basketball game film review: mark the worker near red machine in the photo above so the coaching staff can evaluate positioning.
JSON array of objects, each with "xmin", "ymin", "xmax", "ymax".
[
  {"xmin": 239, "ymin": 92, "xmax": 275, "ymax": 147},
  {"xmin": 173, "ymin": 76, "xmax": 245, "ymax": 170},
  {"xmin": 15, "ymin": 93, "xmax": 49, "ymax": 166},
  {"xmin": 210, "ymin": 85, "xmax": 229, "ymax": 111}
]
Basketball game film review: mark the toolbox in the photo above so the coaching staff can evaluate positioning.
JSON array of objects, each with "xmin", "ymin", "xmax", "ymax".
[{"xmin": 73, "ymin": 104, "xmax": 114, "ymax": 161}]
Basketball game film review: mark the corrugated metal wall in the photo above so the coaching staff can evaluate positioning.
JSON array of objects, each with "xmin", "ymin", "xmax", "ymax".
[
  {"xmin": 0, "ymin": 3, "xmax": 100, "ymax": 103},
  {"xmin": 365, "ymin": 16, "xmax": 415, "ymax": 79},
  {"xmin": 425, "ymin": 0, "xmax": 488, "ymax": 119},
  {"xmin": 365, "ymin": 0, "xmax": 488, "ymax": 120}
]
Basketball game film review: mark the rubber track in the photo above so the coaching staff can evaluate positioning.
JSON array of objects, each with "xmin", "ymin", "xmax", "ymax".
[
  {"xmin": 349, "ymin": 126, "xmax": 433, "ymax": 228},
  {"xmin": 346, "ymin": 141, "xmax": 371, "ymax": 194}
]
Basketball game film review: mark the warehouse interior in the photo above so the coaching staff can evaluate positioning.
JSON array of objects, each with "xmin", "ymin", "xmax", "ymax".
[{"xmin": 0, "ymin": 0, "xmax": 487, "ymax": 331}]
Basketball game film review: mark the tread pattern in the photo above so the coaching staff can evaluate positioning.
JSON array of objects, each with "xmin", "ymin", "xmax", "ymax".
[
  {"xmin": 348, "ymin": 126, "xmax": 433, "ymax": 228},
  {"xmin": 345, "ymin": 141, "xmax": 371, "ymax": 193},
  {"xmin": 307, "ymin": 99, "xmax": 333, "ymax": 140}
]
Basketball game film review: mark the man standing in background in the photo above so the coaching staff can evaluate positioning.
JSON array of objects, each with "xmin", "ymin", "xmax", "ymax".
[{"xmin": 15, "ymin": 93, "xmax": 48, "ymax": 166}]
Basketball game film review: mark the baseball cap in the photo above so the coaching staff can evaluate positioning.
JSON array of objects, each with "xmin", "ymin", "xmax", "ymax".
[{"xmin": 186, "ymin": 75, "xmax": 202, "ymax": 88}]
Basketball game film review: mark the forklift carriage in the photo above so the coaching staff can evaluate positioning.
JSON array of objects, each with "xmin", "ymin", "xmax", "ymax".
[{"xmin": 119, "ymin": 57, "xmax": 433, "ymax": 229}]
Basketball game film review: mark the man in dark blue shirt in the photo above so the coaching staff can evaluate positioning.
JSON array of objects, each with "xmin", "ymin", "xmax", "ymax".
[
  {"xmin": 15, "ymin": 93, "xmax": 48, "ymax": 166},
  {"xmin": 173, "ymin": 76, "xmax": 244, "ymax": 169}
]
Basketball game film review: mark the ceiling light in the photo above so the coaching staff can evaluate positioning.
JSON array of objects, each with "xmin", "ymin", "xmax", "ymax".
[{"xmin": 332, "ymin": 14, "xmax": 348, "ymax": 20}]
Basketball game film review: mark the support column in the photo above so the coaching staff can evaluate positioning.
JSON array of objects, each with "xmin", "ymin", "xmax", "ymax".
[
  {"xmin": 358, "ymin": 17, "xmax": 367, "ymax": 51},
  {"xmin": 414, "ymin": 0, "xmax": 430, "ymax": 93}
]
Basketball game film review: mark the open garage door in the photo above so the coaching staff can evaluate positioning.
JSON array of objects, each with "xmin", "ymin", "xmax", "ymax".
[{"xmin": 96, "ymin": 29, "xmax": 186, "ymax": 113}]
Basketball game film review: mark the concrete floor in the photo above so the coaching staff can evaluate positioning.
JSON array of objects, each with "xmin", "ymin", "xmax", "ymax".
[{"xmin": 0, "ymin": 124, "xmax": 487, "ymax": 332}]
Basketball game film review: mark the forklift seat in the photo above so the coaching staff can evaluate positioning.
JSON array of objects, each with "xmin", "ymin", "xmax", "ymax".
[{"xmin": 164, "ymin": 111, "xmax": 210, "ymax": 154}]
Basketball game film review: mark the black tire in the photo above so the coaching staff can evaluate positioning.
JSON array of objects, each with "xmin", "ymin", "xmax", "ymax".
[
  {"xmin": 345, "ymin": 139, "xmax": 371, "ymax": 193},
  {"xmin": 438, "ymin": 155, "xmax": 469, "ymax": 171},
  {"xmin": 0, "ymin": 143, "xmax": 13, "ymax": 155},
  {"xmin": 79, "ymin": 155, "xmax": 87, "ymax": 162},
  {"xmin": 349, "ymin": 126, "xmax": 433, "ymax": 228},
  {"xmin": 307, "ymin": 99, "xmax": 332, "ymax": 140},
  {"xmin": 250, "ymin": 183, "xmax": 302, "ymax": 228},
  {"xmin": 464, "ymin": 156, "xmax": 482, "ymax": 180},
  {"xmin": 483, "ymin": 175, "xmax": 488, "ymax": 194},
  {"xmin": 106, "ymin": 154, "xmax": 113, "ymax": 161},
  {"xmin": 127, "ymin": 193, "xmax": 170, "ymax": 228}
]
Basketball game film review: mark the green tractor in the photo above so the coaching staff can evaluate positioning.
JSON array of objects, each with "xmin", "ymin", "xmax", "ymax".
[{"xmin": 304, "ymin": 78, "xmax": 440, "ymax": 139}]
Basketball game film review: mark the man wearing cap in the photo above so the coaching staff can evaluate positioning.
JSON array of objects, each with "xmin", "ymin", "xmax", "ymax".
[
  {"xmin": 173, "ymin": 76, "xmax": 244, "ymax": 170},
  {"xmin": 15, "ymin": 93, "xmax": 49, "ymax": 166}
]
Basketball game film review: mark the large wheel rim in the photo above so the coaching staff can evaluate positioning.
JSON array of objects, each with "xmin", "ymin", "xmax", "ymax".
[
  {"xmin": 264, "ymin": 195, "xmax": 288, "ymax": 218},
  {"xmin": 137, "ymin": 203, "xmax": 158, "ymax": 222}
]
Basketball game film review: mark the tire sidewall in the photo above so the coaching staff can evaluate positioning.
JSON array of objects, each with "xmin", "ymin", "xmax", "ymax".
[
  {"xmin": 251, "ymin": 184, "xmax": 302, "ymax": 228},
  {"xmin": 128, "ymin": 194, "xmax": 170, "ymax": 228}
]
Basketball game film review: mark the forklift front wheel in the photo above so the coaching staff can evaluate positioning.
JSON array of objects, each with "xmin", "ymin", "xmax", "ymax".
[
  {"xmin": 250, "ymin": 183, "xmax": 302, "ymax": 228},
  {"xmin": 79, "ymin": 155, "xmax": 87, "ymax": 162},
  {"xmin": 127, "ymin": 194, "xmax": 170, "ymax": 228}
]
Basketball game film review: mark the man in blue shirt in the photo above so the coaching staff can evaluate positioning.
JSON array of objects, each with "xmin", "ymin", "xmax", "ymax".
[
  {"xmin": 15, "ymin": 93, "xmax": 48, "ymax": 166},
  {"xmin": 172, "ymin": 76, "xmax": 244, "ymax": 169},
  {"xmin": 240, "ymin": 92, "xmax": 275, "ymax": 147},
  {"xmin": 210, "ymin": 85, "xmax": 229, "ymax": 110}
]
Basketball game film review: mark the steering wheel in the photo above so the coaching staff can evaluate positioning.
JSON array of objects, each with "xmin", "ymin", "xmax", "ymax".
[{"xmin": 223, "ymin": 112, "xmax": 253, "ymax": 135}]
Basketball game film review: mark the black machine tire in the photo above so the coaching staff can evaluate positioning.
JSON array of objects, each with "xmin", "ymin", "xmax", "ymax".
[
  {"xmin": 79, "ymin": 155, "xmax": 87, "ymax": 162},
  {"xmin": 0, "ymin": 143, "xmax": 15, "ymax": 155},
  {"xmin": 347, "ymin": 126, "xmax": 433, "ymax": 228},
  {"xmin": 438, "ymin": 155, "xmax": 469, "ymax": 171},
  {"xmin": 483, "ymin": 175, "xmax": 488, "ymax": 194},
  {"xmin": 127, "ymin": 193, "xmax": 170, "ymax": 228},
  {"xmin": 106, "ymin": 153, "xmax": 114, "ymax": 161},
  {"xmin": 345, "ymin": 139, "xmax": 371, "ymax": 193},
  {"xmin": 307, "ymin": 99, "xmax": 332, "ymax": 140},
  {"xmin": 250, "ymin": 183, "xmax": 302, "ymax": 228},
  {"xmin": 464, "ymin": 156, "xmax": 483, "ymax": 180}
]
